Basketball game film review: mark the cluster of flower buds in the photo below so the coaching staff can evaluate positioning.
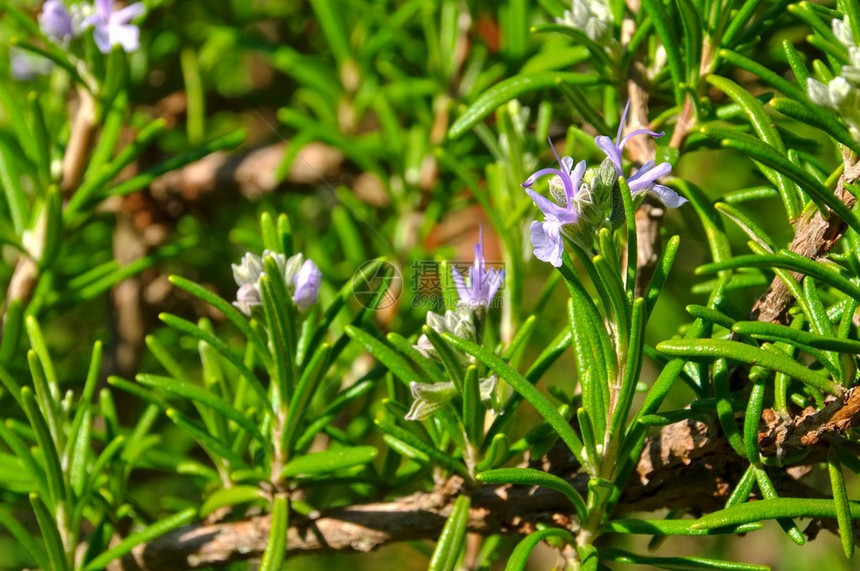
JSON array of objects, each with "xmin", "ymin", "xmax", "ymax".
[
  {"xmin": 558, "ymin": 0, "xmax": 613, "ymax": 44},
  {"xmin": 522, "ymin": 102, "xmax": 687, "ymax": 266},
  {"xmin": 232, "ymin": 250, "xmax": 322, "ymax": 315},
  {"xmin": 406, "ymin": 230, "xmax": 504, "ymax": 421},
  {"xmin": 38, "ymin": 0, "xmax": 146, "ymax": 54},
  {"xmin": 807, "ymin": 16, "xmax": 860, "ymax": 142}
]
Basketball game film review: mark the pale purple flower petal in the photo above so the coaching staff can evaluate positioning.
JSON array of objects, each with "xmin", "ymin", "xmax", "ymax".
[
  {"xmin": 452, "ymin": 226, "xmax": 506, "ymax": 308},
  {"xmin": 11, "ymin": 50, "xmax": 52, "ymax": 80},
  {"xmin": 39, "ymin": 0, "xmax": 74, "ymax": 43},
  {"xmin": 114, "ymin": 2, "xmax": 146, "ymax": 22},
  {"xmin": 292, "ymin": 258, "xmax": 322, "ymax": 311},
  {"xmin": 596, "ymin": 101, "xmax": 665, "ymax": 177},
  {"xmin": 530, "ymin": 220, "xmax": 564, "ymax": 267},
  {"xmin": 234, "ymin": 283, "xmax": 262, "ymax": 315},
  {"xmin": 83, "ymin": 0, "xmax": 146, "ymax": 53},
  {"xmin": 108, "ymin": 24, "xmax": 140, "ymax": 52},
  {"xmin": 522, "ymin": 142, "xmax": 587, "ymax": 265},
  {"xmin": 627, "ymin": 160, "xmax": 671, "ymax": 193},
  {"xmin": 648, "ymin": 184, "xmax": 687, "ymax": 208},
  {"xmin": 595, "ymin": 135, "xmax": 622, "ymax": 173}
]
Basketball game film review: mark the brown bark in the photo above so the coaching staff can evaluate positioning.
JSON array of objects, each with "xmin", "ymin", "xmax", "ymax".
[{"xmin": 750, "ymin": 150, "xmax": 860, "ymax": 324}]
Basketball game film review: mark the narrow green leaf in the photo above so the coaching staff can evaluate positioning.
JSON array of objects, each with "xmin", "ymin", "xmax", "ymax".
[
  {"xmin": 478, "ymin": 468, "xmax": 587, "ymax": 523},
  {"xmin": 656, "ymin": 338, "xmax": 843, "ymax": 396},
  {"xmin": 421, "ymin": 325, "xmax": 466, "ymax": 391},
  {"xmin": 700, "ymin": 126, "xmax": 860, "ymax": 232},
  {"xmin": 743, "ymin": 375, "xmax": 766, "ymax": 465},
  {"xmin": 442, "ymin": 334, "xmax": 587, "ymax": 466},
  {"xmin": 83, "ymin": 508, "xmax": 197, "ymax": 571},
  {"xmin": 166, "ymin": 408, "xmax": 248, "ymax": 469},
  {"xmin": 732, "ymin": 320, "xmax": 860, "ymax": 354},
  {"xmin": 0, "ymin": 505, "xmax": 50, "ymax": 570},
  {"xmin": 259, "ymin": 494, "xmax": 289, "ymax": 571},
  {"xmin": 345, "ymin": 325, "xmax": 418, "ymax": 385},
  {"xmin": 0, "ymin": 420, "xmax": 49, "ymax": 503},
  {"xmin": 475, "ymin": 433, "xmax": 511, "ymax": 471},
  {"xmin": 609, "ymin": 298, "xmax": 646, "ymax": 442},
  {"xmin": 530, "ymin": 24, "xmax": 614, "ymax": 70},
  {"xmin": 106, "ymin": 130, "xmax": 246, "ymax": 199},
  {"xmin": 136, "ymin": 374, "xmax": 263, "ymax": 442},
  {"xmin": 713, "ymin": 358, "xmax": 746, "ymax": 457},
  {"xmin": 428, "ymin": 494, "xmax": 471, "ymax": 571},
  {"xmin": 505, "ymin": 528, "xmax": 575, "ymax": 571},
  {"xmin": 448, "ymin": 72, "xmax": 603, "ymax": 139},
  {"xmin": 30, "ymin": 493, "xmax": 68, "ymax": 571},
  {"xmin": 387, "ymin": 332, "xmax": 446, "ymax": 383},
  {"xmin": 828, "ymin": 448, "xmax": 855, "ymax": 559},
  {"xmin": 754, "ymin": 466, "xmax": 805, "ymax": 545},
  {"xmin": 769, "ymin": 97, "xmax": 860, "ymax": 155},
  {"xmin": 159, "ymin": 313, "xmax": 269, "ymax": 406},
  {"xmin": 599, "ymin": 547, "xmax": 769, "ymax": 570},
  {"xmin": 714, "ymin": 202, "xmax": 776, "ymax": 252},
  {"xmin": 169, "ymin": 276, "xmax": 271, "ymax": 369},
  {"xmin": 706, "ymin": 75, "xmax": 800, "ymax": 218},
  {"xmin": 19, "ymin": 387, "xmax": 65, "ymax": 508},
  {"xmin": 200, "ymin": 486, "xmax": 265, "ymax": 518},
  {"xmin": 0, "ymin": 135, "xmax": 29, "ymax": 234},
  {"xmin": 641, "ymin": 0, "xmax": 685, "ymax": 103},
  {"xmin": 282, "ymin": 343, "xmax": 332, "ymax": 454},
  {"xmin": 67, "ymin": 119, "xmax": 168, "ymax": 217},
  {"xmin": 697, "ymin": 251, "xmax": 860, "ymax": 301},
  {"xmin": 375, "ymin": 416, "xmax": 467, "ymax": 476},
  {"xmin": 603, "ymin": 518, "xmax": 762, "ymax": 536},
  {"xmin": 281, "ymin": 446, "xmax": 378, "ymax": 478}
]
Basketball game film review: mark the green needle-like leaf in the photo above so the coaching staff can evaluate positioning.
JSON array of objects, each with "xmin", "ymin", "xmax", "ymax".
[
  {"xmin": 694, "ymin": 497, "xmax": 860, "ymax": 529},
  {"xmin": 603, "ymin": 518, "xmax": 763, "ymax": 536},
  {"xmin": 346, "ymin": 325, "xmax": 418, "ymax": 386},
  {"xmin": 136, "ymin": 374, "xmax": 263, "ymax": 442},
  {"xmin": 697, "ymin": 251, "xmax": 860, "ymax": 300},
  {"xmin": 505, "ymin": 528, "xmax": 576, "ymax": 571},
  {"xmin": 599, "ymin": 548, "xmax": 769, "ymax": 570},
  {"xmin": 200, "ymin": 486, "xmax": 265, "ymax": 517},
  {"xmin": 477, "ymin": 468, "xmax": 587, "ymax": 523},
  {"xmin": 259, "ymin": 494, "xmax": 289, "ymax": 571},
  {"xmin": 169, "ymin": 276, "xmax": 271, "ymax": 369},
  {"xmin": 827, "ymin": 447, "xmax": 855, "ymax": 559},
  {"xmin": 442, "ymin": 334, "xmax": 587, "ymax": 466},
  {"xmin": 448, "ymin": 72, "xmax": 602, "ymax": 139},
  {"xmin": 83, "ymin": 508, "xmax": 197, "ymax": 571},
  {"xmin": 281, "ymin": 446, "xmax": 378, "ymax": 478},
  {"xmin": 30, "ymin": 493, "xmax": 68, "ymax": 571},
  {"xmin": 428, "ymin": 494, "xmax": 471, "ymax": 571},
  {"xmin": 656, "ymin": 338, "xmax": 843, "ymax": 396},
  {"xmin": 159, "ymin": 313, "xmax": 269, "ymax": 407}
]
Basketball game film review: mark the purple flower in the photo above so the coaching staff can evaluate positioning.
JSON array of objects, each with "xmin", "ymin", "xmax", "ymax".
[
  {"xmin": 595, "ymin": 101, "xmax": 687, "ymax": 208},
  {"xmin": 292, "ymin": 259, "xmax": 322, "ymax": 311},
  {"xmin": 627, "ymin": 161, "xmax": 687, "ymax": 208},
  {"xmin": 10, "ymin": 50, "xmax": 53, "ymax": 81},
  {"xmin": 234, "ymin": 282, "xmax": 262, "ymax": 316},
  {"xmin": 452, "ymin": 226, "xmax": 505, "ymax": 308},
  {"xmin": 83, "ymin": 0, "xmax": 146, "ymax": 54},
  {"xmin": 522, "ymin": 143, "xmax": 587, "ymax": 267},
  {"xmin": 39, "ymin": 0, "xmax": 75, "ymax": 43}
]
